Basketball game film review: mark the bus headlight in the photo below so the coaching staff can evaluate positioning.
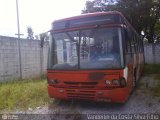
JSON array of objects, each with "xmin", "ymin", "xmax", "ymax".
[
  {"xmin": 120, "ymin": 77, "xmax": 126, "ymax": 87},
  {"xmin": 105, "ymin": 80, "xmax": 111, "ymax": 85},
  {"xmin": 112, "ymin": 79, "xmax": 119, "ymax": 85},
  {"xmin": 48, "ymin": 79, "xmax": 59, "ymax": 85}
]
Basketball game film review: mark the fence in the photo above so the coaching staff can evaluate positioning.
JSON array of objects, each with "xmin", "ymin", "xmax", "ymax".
[{"xmin": 0, "ymin": 36, "xmax": 160, "ymax": 82}]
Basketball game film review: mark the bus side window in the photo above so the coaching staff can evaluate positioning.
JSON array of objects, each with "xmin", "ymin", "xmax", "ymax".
[
  {"xmin": 139, "ymin": 38, "xmax": 144, "ymax": 52},
  {"xmin": 137, "ymin": 36, "xmax": 141, "ymax": 53},
  {"xmin": 125, "ymin": 28, "xmax": 132, "ymax": 54},
  {"xmin": 124, "ymin": 28, "xmax": 132, "ymax": 63},
  {"xmin": 130, "ymin": 32, "xmax": 136, "ymax": 54},
  {"xmin": 133, "ymin": 35, "xmax": 137, "ymax": 53}
]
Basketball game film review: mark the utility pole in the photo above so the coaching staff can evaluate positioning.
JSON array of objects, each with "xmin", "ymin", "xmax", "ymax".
[
  {"xmin": 40, "ymin": 34, "xmax": 45, "ymax": 79},
  {"xmin": 15, "ymin": 0, "xmax": 23, "ymax": 79}
]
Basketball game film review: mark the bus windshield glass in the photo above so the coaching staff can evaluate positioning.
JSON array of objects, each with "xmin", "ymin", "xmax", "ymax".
[{"xmin": 48, "ymin": 27, "xmax": 123, "ymax": 70}]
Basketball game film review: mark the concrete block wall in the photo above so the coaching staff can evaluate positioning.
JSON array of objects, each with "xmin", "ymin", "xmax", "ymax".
[
  {"xmin": 144, "ymin": 43, "xmax": 160, "ymax": 64},
  {"xmin": 144, "ymin": 44, "xmax": 154, "ymax": 64},
  {"xmin": 154, "ymin": 44, "xmax": 160, "ymax": 63},
  {"xmin": 0, "ymin": 36, "xmax": 48, "ymax": 82},
  {"xmin": 0, "ymin": 36, "xmax": 19, "ymax": 81}
]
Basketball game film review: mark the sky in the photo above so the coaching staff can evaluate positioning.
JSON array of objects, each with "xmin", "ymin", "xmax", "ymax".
[{"xmin": 0, "ymin": 0, "xmax": 87, "ymax": 38}]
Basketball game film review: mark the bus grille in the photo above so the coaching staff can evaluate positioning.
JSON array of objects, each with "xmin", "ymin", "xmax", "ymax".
[
  {"xmin": 64, "ymin": 82, "xmax": 98, "ymax": 88},
  {"xmin": 66, "ymin": 89, "xmax": 96, "ymax": 100}
]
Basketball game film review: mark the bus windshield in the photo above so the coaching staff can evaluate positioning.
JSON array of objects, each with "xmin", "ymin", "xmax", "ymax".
[{"xmin": 48, "ymin": 27, "xmax": 123, "ymax": 70}]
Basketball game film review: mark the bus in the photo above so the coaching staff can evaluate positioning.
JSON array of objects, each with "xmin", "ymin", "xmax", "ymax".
[{"xmin": 47, "ymin": 11, "xmax": 144, "ymax": 103}]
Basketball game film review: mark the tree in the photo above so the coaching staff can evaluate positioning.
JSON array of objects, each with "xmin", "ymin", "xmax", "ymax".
[
  {"xmin": 35, "ymin": 35, "xmax": 40, "ymax": 40},
  {"xmin": 39, "ymin": 32, "xmax": 49, "ymax": 47},
  {"xmin": 27, "ymin": 27, "xmax": 34, "ymax": 40},
  {"xmin": 155, "ymin": 20, "xmax": 160, "ymax": 42},
  {"xmin": 82, "ymin": 0, "xmax": 160, "ymax": 43},
  {"xmin": 39, "ymin": 32, "xmax": 49, "ymax": 41}
]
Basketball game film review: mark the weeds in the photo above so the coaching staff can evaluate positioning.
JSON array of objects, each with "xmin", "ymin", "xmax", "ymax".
[
  {"xmin": 137, "ymin": 64, "xmax": 160, "ymax": 97},
  {"xmin": 136, "ymin": 81, "xmax": 144, "ymax": 89},
  {"xmin": 154, "ymin": 74, "xmax": 160, "ymax": 80},
  {"xmin": 143, "ymin": 64, "xmax": 160, "ymax": 74},
  {"xmin": 150, "ymin": 83, "xmax": 160, "ymax": 97},
  {"xmin": 0, "ymin": 79, "xmax": 49, "ymax": 111}
]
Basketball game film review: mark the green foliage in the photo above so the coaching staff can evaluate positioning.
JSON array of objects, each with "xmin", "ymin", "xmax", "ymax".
[
  {"xmin": 143, "ymin": 64, "xmax": 160, "ymax": 97},
  {"xmin": 40, "ymin": 32, "xmax": 49, "ymax": 41},
  {"xmin": 0, "ymin": 79, "xmax": 49, "ymax": 111},
  {"xmin": 154, "ymin": 74, "xmax": 160, "ymax": 80},
  {"xmin": 27, "ymin": 26, "xmax": 34, "ymax": 40},
  {"xmin": 150, "ymin": 83, "xmax": 160, "ymax": 97},
  {"xmin": 35, "ymin": 35, "xmax": 40, "ymax": 40},
  {"xmin": 143, "ymin": 64, "xmax": 160, "ymax": 74},
  {"xmin": 82, "ymin": 0, "xmax": 160, "ymax": 43},
  {"xmin": 155, "ymin": 20, "xmax": 160, "ymax": 42}
]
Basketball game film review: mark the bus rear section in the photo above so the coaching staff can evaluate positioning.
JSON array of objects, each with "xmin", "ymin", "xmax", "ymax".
[{"xmin": 47, "ymin": 11, "xmax": 144, "ymax": 103}]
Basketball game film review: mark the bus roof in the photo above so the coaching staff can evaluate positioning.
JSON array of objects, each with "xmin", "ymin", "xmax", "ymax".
[
  {"xmin": 52, "ymin": 11, "xmax": 123, "ymax": 23},
  {"xmin": 51, "ymin": 11, "xmax": 139, "ymax": 37},
  {"xmin": 51, "ymin": 11, "xmax": 124, "ymax": 31}
]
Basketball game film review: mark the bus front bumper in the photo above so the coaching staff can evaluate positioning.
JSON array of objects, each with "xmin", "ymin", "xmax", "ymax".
[{"xmin": 48, "ymin": 85, "xmax": 128, "ymax": 103}]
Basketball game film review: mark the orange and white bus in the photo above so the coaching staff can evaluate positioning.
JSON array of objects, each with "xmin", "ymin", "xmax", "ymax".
[{"xmin": 47, "ymin": 11, "xmax": 144, "ymax": 103}]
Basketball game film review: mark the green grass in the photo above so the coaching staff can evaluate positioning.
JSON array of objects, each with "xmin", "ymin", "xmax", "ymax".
[
  {"xmin": 0, "ymin": 79, "xmax": 50, "ymax": 111},
  {"xmin": 150, "ymin": 83, "xmax": 160, "ymax": 97},
  {"xmin": 154, "ymin": 74, "xmax": 160, "ymax": 80},
  {"xmin": 144, "ymin": 64, "xmax": 160, "ymax": 74},
  {"xmin": 143, "ymin": 64, "xmax": 160, "ymax": 80},
  {"xmin": 142, "ymin": 64, "xmax": 160, "ymax": 97}
]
